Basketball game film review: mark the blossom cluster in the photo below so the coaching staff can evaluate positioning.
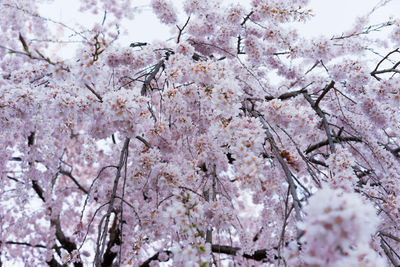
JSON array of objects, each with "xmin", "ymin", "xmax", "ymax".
[{"xmin": 297, "ymin": 187, "xmax": 383, "ymax": 266}]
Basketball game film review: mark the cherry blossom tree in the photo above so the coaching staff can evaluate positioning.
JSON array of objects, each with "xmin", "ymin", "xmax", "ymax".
[{"xmin": 1, "ymin": 0, "xmax": 400, "ymax": 266}]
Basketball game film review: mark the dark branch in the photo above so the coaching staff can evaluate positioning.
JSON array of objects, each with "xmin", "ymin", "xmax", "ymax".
[
  {"xmin": 101, "ymin": 215, "xmax": 121, "ymax": 267},
  {"xmin": 307, "ymin": 157, "xmax": 329, "ymax": 167},
  {"xmin": 52, "ymin": 217, "xmax": 77, "ymax": 252},
  {"xmin": 383, "ymin": 144, "xmax": 400, "ymax": 158},
  {"xmin": 176, "ymin": 16, "xmax": 190, "ymax": 44},
  {"xmin": 241, "ymin": 11, "xmax": 254, "ymax": 26},
  {"xmin": 47, "ymin": 258, "xmax": 63, "ymax": 267},
  {"xmin": 28, "ymin": 131, "xmax": 35, "ymax": 146},
  {"xmin": 265, "ymin": 83, "xmax": 313, "ymax": 101},
  {"xmin": 305, "ymin": 136, "xmax": 362, "ymax": 154},
  {"xmin": 380, "ymin": 231, "xmax": 400, "ymax": 243},
  {"xmin": 315, "ymin": 80, "xmax": 335, "ymax": 107},
  {"xmin": 380, "ymin": 237, "xmax": 400, "ymax": 266},
  {"xmin": 2, "ymin": 239, "xmax": 64, "ymax": 266},
  {"xmin": 51, "ymin": 216, "xmax": 83, "ymax": 267},
  {"xmin": 59, "ymin": 169, "xmax": 88, "ymax": 194},
  {"xmin": 130, "ymin": 42, "xmax": 148, "ymax": 48},
  {"xmin": 140, "ymin": 244, "xmax": 274, "ymax": 266},
  {"xmin": 84, "ymin": 83, "xmax": 103, "ymax": 102},
  {"xmin": 32, "ymin": 180, "xmax": 46, "ymax": 202},
  {"xmin": 371, "ymin": 48, "xmax": 400, "ymax": 81},
  {"xmin": 3, "ymin": 241, "xmax": 47, "ymax": 248},
  {"xmin": 141, "ymin": 60, "xmax": 164, "ymax": 96},
  {"xmin": 30, "ymin": 167, "xmax": 82, "ymax": 267},
  {"xmin": 136, "ymin": 136, "xmax": 152, "ymax": 149},
  {"xmin": 95, "ymin": 138, "xmax": 130, "ymax": 266},
  {"xmin": 303, "ymin": 90, "xmax": 335, "ymax": 153},
  {"xmin": 212, "ymin": 245, "xmax": 271, "ymax": 262},
  {"xmin": 139, "ymin": 251, "xmax": 173, "ymax": 267}
]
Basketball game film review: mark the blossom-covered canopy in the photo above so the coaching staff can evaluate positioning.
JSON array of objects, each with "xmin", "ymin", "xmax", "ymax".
[{"xmin": 1, "ymin": 0, "xmax": 400, "ymax": 266}]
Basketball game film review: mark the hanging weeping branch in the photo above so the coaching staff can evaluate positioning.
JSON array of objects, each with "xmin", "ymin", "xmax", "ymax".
[
  {"xmin": 244, "ymin": 103, "xmax": 302, "ymax": 222},
  {"xmin": 94, "ymin": 137, "xmax": 130, "ymax": 266}
]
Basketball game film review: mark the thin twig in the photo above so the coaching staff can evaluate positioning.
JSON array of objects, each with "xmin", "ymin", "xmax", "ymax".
[
  {"xmin": 136, "ymin": 136, "xmax": 152, "ymax": 148},
  {"xmin": 371, "ymin": 48, "xmax": 400, "ymax": 81},
  {"xmin": 176, "ymin": 16, "xmax": 190, "ymax": 43},
  {"xmin": 59, "ymin": 169, "xmax": 88, "ymax": 194},
  {"xmin": 85, "ymin": 84, "xmax": 103, "ymax": 102}
]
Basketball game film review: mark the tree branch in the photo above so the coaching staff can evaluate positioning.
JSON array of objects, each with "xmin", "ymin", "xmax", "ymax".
[
  {"xmin": 100, "ymin": 214, "xmax": 121, "ymax": 267},
  {"xmin": 380, "ymin": 231, "xmax": 400, "ymax": 243},
  {"xmin": 303, "ymin": 90, "xmax": 336, "ymax": 153},
  {"xmin": 140, "ymin": 244, "xmax": 275, "ymax": 266},
  {"xmin": 211, "ymin": 245, "xmax": 271, "ymax": 262},
  {"xmin": 29, "ymin": 158, "xmax": 82, "ymax": 267},
  {"xmin": 139, "ymin": 251, "xmax": 173, "ymax": 267},
  {"xmin": 371, "ymin": 48, "xmax": 400, "ymax": 81},
  {"xmin": 94, "ymin": 137, "xmax": 130, "ymax": 266},
  {"xmin": 305, "ymin": 136, "xmax": 362, "ymax": 154},
  {"xmin": 51, "ymin": 216, "xmax": 83, "ymax": 267},
  {"xmin": 130, "ymin": 42, "xmax": 148, "ymax": 48},
  {"xmin": 380, "ymin": 237, "xmax": 400, "ymax": 266},
  {"xmin": 141, "ymin": 60, "xmax": 164, "ymax": 96},
  {"xmin": 84, "ymin": 83, "xmax": 103, "ymax": 102},
  {"xmin": 3, "ymin": 241, "xmax": 47, "ymax": 248},
  {"xmin": 315, "ymin": 80, "xmax": 335, "ymax": 107},
  {"xmin": 245, "ymin": 103, "xmax": 302, "ymax": 223},
  {"xmin": 176, "ymin": 16, "xmax": 190, "ymax": 44},
  {"xmin": 264, "ymin": 83, "xmax": 313, "ymax": 101},
  {"xmin": 136, "ymin": 136, "xmax": 152, "ymax": 149},
  {"xmin": 58, "ymin": 169, "xmax": 88, "ymax": 194},
  {"xmin": 331, "ymin": 21, "xmax": 394, "ymax": 40},
  {"xmin": 3, "ymin": 240, "xmax": 64, "ymax": 266},
  {"xmin": 47, "ymin": 258, "xmax": 63, "ymax": 267}
]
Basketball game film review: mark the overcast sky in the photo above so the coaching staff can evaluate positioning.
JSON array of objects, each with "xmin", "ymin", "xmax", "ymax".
[{"xmin": 301, "ymin": 0, "xmax": 399, "ymax": 36}]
